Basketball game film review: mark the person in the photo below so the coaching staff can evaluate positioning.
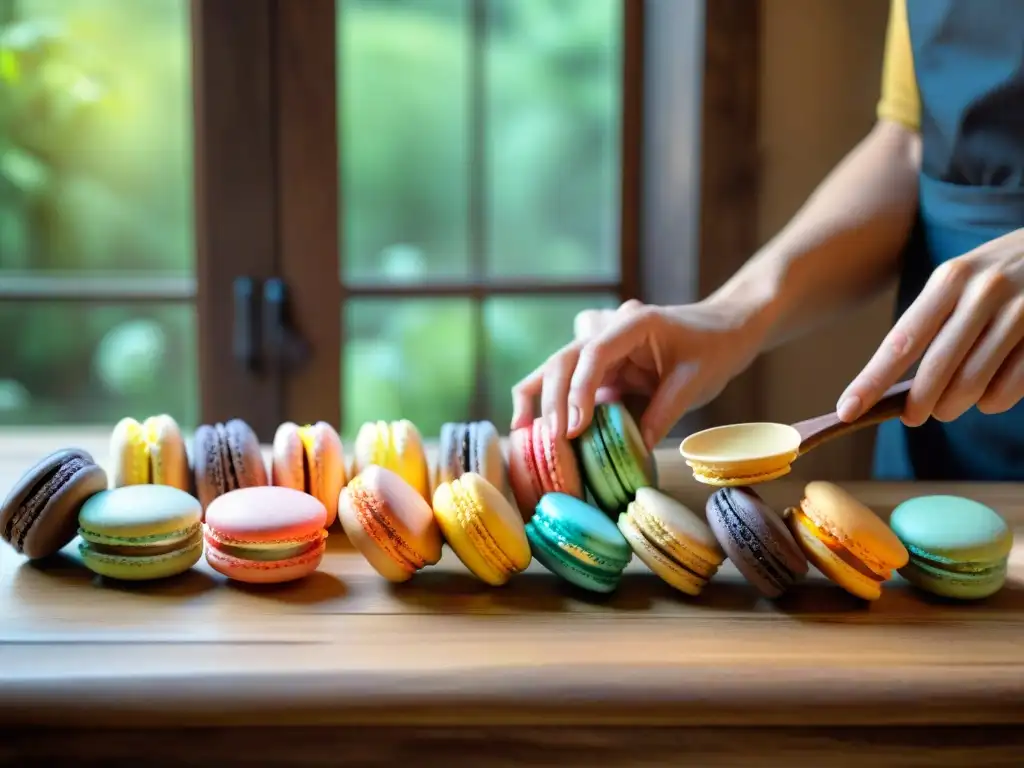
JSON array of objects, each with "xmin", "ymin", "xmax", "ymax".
[{"xmin": 510, "ymin": 0, "xmax": 1023, "ymax": 482}]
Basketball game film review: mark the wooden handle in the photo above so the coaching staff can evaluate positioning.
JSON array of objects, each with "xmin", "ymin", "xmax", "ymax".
[{"xmin": 794, "ymin": 380, "xmax": 912, "ymax": 456}]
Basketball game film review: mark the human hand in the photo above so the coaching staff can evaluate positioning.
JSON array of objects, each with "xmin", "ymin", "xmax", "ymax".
[
  {"xmin": 510, "ymin": 299, "xmax": 767, "ymax": 448},
  {"xmin": 837, "ymin": 229, "xmax": 1024, "ymax": 426}
]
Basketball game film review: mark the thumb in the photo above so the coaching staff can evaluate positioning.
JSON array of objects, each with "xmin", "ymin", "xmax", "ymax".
[{"xmin": 639, "ymin": 362, "xmax": 702, "ymax": 449}]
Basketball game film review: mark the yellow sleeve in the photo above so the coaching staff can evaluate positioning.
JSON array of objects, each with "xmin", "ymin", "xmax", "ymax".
[{"xmin": 877, "ymin": 0, "xmax": 921, "ymax": 131}]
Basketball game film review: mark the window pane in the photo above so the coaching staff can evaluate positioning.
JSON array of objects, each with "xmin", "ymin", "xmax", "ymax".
[
  {"xmin": 0, "ymin": 302, "xmax": 197, "ymax": 426},
  {"xmin": 0, "ymin": 0, "xmax": 193, "ymax": 275},
  {"xmin": 341, "ymin": 298, "xmax": 475, "ymax": 440},
  {"xmin": 484, "ymin": 293, "xmax": 618, "ymax": 429},
  {"xmin": 485, "ymin": 0, "xmax": 621, "ymax": 280},
  {"xmin": 338, "ymin": 0, "xmax": 470, "ymax": 284}
]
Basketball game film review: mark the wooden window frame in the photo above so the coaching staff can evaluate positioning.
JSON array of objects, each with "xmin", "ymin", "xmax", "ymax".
[{"xmin": 1, "ymin": 0, "xmax": 759, "ymax": 441}]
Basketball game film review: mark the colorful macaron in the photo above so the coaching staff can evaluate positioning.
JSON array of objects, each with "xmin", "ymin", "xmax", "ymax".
[
  {"xmin": 618, "ymin": 488, "xmax": 725, "ymax": 596},
  {"xmin": 890, "ymin": 495, "xmax": 1014, "ymax": 600},
  {"xmin": 786, "ymin": 481, "xmax": 909, "ymax": 601},
  {"xmin": 78, "ymin": 485, "xmax": 204, "ymax": 581},
  {"xmin": 437, "ymin": 421, "xmax": 506, "ymax": 493},
  {"xmin": 271, "ymin": 421, "xmax": 347, "ymax": 528},
  {"xmin": 203, "ymin": 486, "xmax": 329, "ymax": 584},
  {"xmin": 339, "ymin": 465, "xmax": 442, "ymax": 582},
  {"xmin": 353, "ymin": 419, "xmax": 430, "ymax": 502},
  {"xmin": 707, "ymin": 486, "xmax": 808, "ymax": 598},
  {"xmin": 508, "ymin": 416, "xmax": 584, "ymax": 520},
  {"xmin": 433, "ymin": 472, "xmax": 531, "ymax": 586},
  {"xmin": 109, "ymin": 414, "xmax": 190, "ymax": 491},
  {"xmin": 575, "ymin": 402, "xmax": 655, "ymax": 515},
  {"xmin": 192, "ymin": 419, "xmax": 268, "ymax": 514},
  {"xmin": 1, "ymin": 449, "xmax": 108, "ymax": 559},
  {"xmin": 525, "ymin": 492, "xmax": 632, "ymax": 594}
]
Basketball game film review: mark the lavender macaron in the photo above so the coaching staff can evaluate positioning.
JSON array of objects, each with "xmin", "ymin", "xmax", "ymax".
[
  {"xmin": 707, "ymin": 486, "xmax": 808, "ymax": 597},
  {"xmin": 191, "ymin": 419, "xmax": 268, "ymax": 516}
]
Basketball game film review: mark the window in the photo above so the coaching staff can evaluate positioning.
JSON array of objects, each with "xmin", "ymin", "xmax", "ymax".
[{"xmin": 0, "ymin": 0, "xmax": 198, "ymax": 426}]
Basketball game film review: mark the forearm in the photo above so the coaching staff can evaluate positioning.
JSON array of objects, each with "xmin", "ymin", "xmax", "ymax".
[{"xmin": 706, "ymin": 119, "xmax": 922, "ymax": 350}]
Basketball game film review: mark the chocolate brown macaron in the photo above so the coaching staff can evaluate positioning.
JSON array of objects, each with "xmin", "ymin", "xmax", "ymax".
[{"xmin": 1, "ymin": 449, "xmax": 109, "ymax": 559}]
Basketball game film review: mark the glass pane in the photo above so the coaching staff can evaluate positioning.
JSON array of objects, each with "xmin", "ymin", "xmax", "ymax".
[
  {"xmin": 0, "ymin": 302, "xmax": 198, "ymax": 426},
  {"xmin": 338, "ymin": 0, "xmax": 470, "ymax": 284},
  {"xmin": 485, "ymin": 0, "xmax": 621, "ymax": 279},
  {"xmin": 484, "ymin": 293, "xmax": 618, "ymax": 429},
  {"xmin": 0, "ymin": 0, "xmax": 194, "ymax": 275},
  {"xmin": 341, "ymin": 298, "xmax": 475, "ymax": 440}
]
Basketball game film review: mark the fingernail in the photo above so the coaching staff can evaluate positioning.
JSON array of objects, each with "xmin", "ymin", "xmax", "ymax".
[
  {"xmin": 837, "ymin": 395, "xmax": 862, "ymax": 421},
  {"xmin": 567, "ymin": 406, "xmax": 581, "ymax": 433}
]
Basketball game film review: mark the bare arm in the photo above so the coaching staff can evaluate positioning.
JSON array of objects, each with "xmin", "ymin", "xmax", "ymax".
[{"xmin": 706, "ymin": 118, "xmax": 922, "ymax": 350}]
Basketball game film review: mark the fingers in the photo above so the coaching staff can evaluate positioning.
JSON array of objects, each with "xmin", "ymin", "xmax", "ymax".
[
  {"xmin": 903, "ymin": 271, "xmax": 1010, "ymax": 425},
  {"xmin": 510, "ymin": 366, "xmax": 544, "ymax": 430},
  {"xmin": 538, "ymin": 341, "xmax": 582, "ymax": 439},
  {"xmin": 935, "ymin": 296, "xmax": 1024, "ymax": 421},
  {"xmin": 641, "ymin": 362, "xmax": 702, "ymax": 449},
  {"xmin": 978, "ymin": 340, "xmax": 1024, "ymax": 414},
  {"xmin": 838, "ymin": 259, "xmax": 968, "ymax": 422}
]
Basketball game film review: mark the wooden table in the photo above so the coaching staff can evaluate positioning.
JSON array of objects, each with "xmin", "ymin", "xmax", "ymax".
[{"xmin": 0, "ymin": 429, "xmax": 1022, "ymax": 766}]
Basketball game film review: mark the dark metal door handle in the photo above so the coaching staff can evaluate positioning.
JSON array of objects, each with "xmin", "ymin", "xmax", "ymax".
[
  {"xmin": 232, "ymin": 276, "xmax": 259, "ymax": 371},
  {"xmin": 262, "ymin": 277, "xmax": 311, "ymax": 373}
]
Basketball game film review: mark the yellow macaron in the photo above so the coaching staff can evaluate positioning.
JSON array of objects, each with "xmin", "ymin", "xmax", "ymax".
[
  {"xmin": 353, "ymin": 419, "xmax": 430, "ymax": 501},
  {"xmin": 432, "ymin": 472, "xmax": 531, "ymax": 586},
  {"xmin": 109, "ymin": 415, "xmax": 190, "ymax": 491},
  {"xmin": 786, "ymin": 481, "xmax": 909, "ymax": 601}
]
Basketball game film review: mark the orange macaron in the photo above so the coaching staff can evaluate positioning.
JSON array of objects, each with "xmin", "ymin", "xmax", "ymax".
[{"xmin": 786, "ymin": 481, "xmax": 908, "ymax": 601}]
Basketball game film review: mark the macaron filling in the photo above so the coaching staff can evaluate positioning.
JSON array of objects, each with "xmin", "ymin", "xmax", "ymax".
[
  {"xmin": 5, "ymin": 457, "xmax": 89, "ymax": 548},
  {"xmin": 83, "ymin": 528, "xmax": 203, "ymax": 558},
  {"xmin": 789, "ymin": 504, "xmax": 888, "ymax": 582},
  {"xmin": 298, "ymin": 427, "xmax": 315, "ymax": 494},
  {"xmin": 206, "ymin": 532, "xmax": 324, "ymax": 563},
  {"xmin": 349, "ymin": 486, "xmax": 425, "ymax": 574},
  {"xmin": 449, "ymin": 482, "xmax": 517, "ymax": 577}
]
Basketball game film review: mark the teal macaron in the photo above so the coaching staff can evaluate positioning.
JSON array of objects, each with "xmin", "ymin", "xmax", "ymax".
[
  {"xmin": 575, "ymin": 402, "xmax": 656, "ymax": 515},
  {"xmin": 78, "ymin": 484, "xmax": 204, "ymax": 581},
  {"xmin": 889, "ymin": 495, "xmax": 1014, "ymax": 600},
  {"xmin": 525, "ymin": 492, "xmax": 632, "ymax": 593}
]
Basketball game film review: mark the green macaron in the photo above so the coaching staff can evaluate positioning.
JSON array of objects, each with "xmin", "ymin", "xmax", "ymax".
[
  {"xmin": 78, "ymin": 485, "xmax": 204, "ymax": 581},
  {"xmin": 890, "ymin": 495, "xmax": 1013, "ymax": 600},
  {"xmin": 576, "ymin": 402, "xmax": 655, "ymax": 515},
  {"xmin": 525, "ymin": 492, "xmax": 632, "ymax": 593}
]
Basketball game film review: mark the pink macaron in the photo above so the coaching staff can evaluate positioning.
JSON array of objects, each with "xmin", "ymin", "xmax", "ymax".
[
  {"xmin": 507, "ymin": 416, "xmax": 584, "ymax": 520},
  {"xmin": 204, "ymin": 486, "xmax": 328, "ymax": 584}
]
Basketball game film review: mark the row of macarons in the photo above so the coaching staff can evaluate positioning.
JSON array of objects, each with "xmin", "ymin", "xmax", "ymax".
[{"xmin": 1, "ymin": 407, "xmax": 1014, "ymax": 600}]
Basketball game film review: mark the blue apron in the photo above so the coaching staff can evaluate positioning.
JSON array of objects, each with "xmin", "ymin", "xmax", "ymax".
[{"xmin": 872, "ymin": 0, "xmax": 1024, "ymax": 481}]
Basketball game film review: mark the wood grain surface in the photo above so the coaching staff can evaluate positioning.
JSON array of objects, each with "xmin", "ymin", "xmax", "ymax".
[{"xmin": 0, "ymin": 428, "xmax": 1022, "ymax": 765}]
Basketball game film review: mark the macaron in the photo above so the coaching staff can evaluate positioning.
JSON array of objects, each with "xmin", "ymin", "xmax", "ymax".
[
  {"xmin": 1, "ymin": 449, "xmax": 108, "ymax": 559},
  {"xmin": 203, "ymin": 486, "xmax": 329, "ymax": 584},
  {"xmin": 707, "ymin": 486, "xmax": 808, "ymax": 598},
  {"xmin": 271, "ymin": 421, "xmax": 347, "ymax": 527},
  {"xmin": 353, "ymin": 420, "xmax": 430, "ymax": 501},
  {"xmin": 525, "ymin": 492, "xmax": 632, "ymax": 593},
  {"xmin": 437, "ymin": 421, "xmax": 506, "ymax": 494},
  {"xmin": 890, "ymin": 495, "xmax": 1014, "ymax": 600},
  {"xmin": 618, "ymin": 487, "xmax": 725, "ymax": 596},
  {"xmin": 339, "ymin": 465, "xmax": 442, "ymax": 582},
  {"xmin": 192, "ymin": 418, "xmax": 268, "ymax": 514},
  {"xmin": 575, "ymin": 402, "xmax": 655, "ymax": 515},
  {"xmin": 508, "ymin": 416, "xmax": 584, "ymax": 520},
  {"xmin": 78, "ymin": 485, "xmax": 203, "ymax": 581},
  {"xmin": 109, "ymin": 414, "xmax": 190, "ymax": 491},
  {"xmin": 786, "ymin": 481, "xmax": 909, "ymax": 601},
  {"xmin": 433, "ymin": 472, "xmax": 531, "ymax": 586}
]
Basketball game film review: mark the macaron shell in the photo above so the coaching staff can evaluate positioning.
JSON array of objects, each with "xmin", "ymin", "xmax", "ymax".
[
  {"xmin": 526, "ymin": 522, "xmax": 622, "ymax": 593},
  {"xmin": 508, "ymin": 425, "xmax": 544, "ymax": 519},
  {"xmin": 801, "ymin": 481, "xmax": 909, "ymax": 573},
  {"xmin": 889, "ymin": 495, "xmax": 1013, "ymax": 565},
  {"xmin": 899, "ymin": 558, "xmax": 1008, "ymax": 600},
  {"xmin": 617, "ymin": 511, "xmax": 706, "ymax": 596},
  {"xmin": 469, "ymin": 421, "xmax": 507, "ymax": 494},
  {"xmin": 270, "ymin": 422, "xmax": 306, "ymax": 491},
  {"xmin": 436, "ymin": 422, "xmax": 466, "ymax": 486},
  {"xmin": 535, "ymin": 419, "xmax": 584, "ymax": 499},
  {"xmin": 192, "ymin": 424, "xmax": 228, "ymax": 511},
  {"xmin": 145, "ymin": 415, "xmax": 190, "ymax": 490},
  {"xmin": 533, "ymin": 493, "xmax": 632, "ymax": 569},
  {"xmin": 204, "ymin": 531, "xmax": 326, "ymax": 584},
  {"xmin": 306, "ymin": 422, "xmax": 346, "ymax": 528},
  {"xmin": 788, "ymin": 512, "xmax": 884, "ymax": 601},
  {"xmin": 631, "ymin": 488, "xmax": 724, "ymax": 576},
  {"xmin": 79, "ymin": 530, "xmax": 203, "ymax": 581},
  {"xmin": 597, "ymin": 403, "xmax": 652, "ymax": 494},
  {"xmin": 109, "ymin": 417, "xmax": 150, "ymax": 487},
  {"xmin": 689, "ymin": 462, "xmax": 793, "ymax": 487},
  {"xmin": 1, "ymin": 449, "xmax": 109, "ymax": 559},
  {"xmin": 204, "ymin": 486, "xmax": 327, "ymax": 544},
  {"xmin": 577, "ymin": 424, "xmax": 627, "ymax": 514},
  {"xmin": 223, "ymin": 419, "xmax": 269, "ymax": 489},
  {"xmin": 79, "ymin": 485, "xmax": 202, "ymax": 541}
]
